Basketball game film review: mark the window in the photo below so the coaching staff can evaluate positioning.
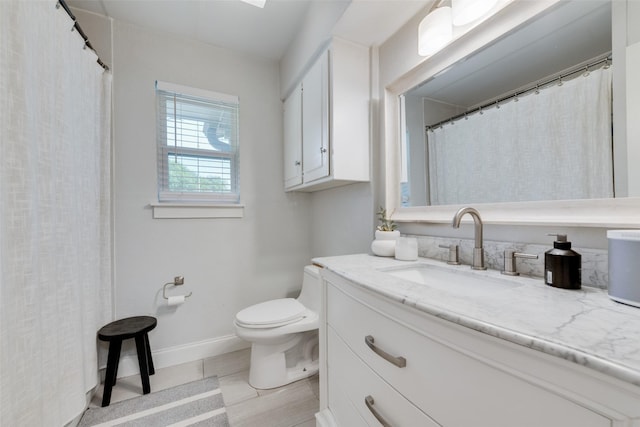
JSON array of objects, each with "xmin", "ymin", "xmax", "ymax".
[{"xmin": 156, "ymin": 81, "xmax": 239, "ymax": 203}]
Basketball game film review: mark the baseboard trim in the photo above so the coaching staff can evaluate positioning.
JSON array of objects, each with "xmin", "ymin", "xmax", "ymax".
[
  {"xmin": 316, "ymin": 409, "xmax": 337, "ymax": 427},
  {"xmin": 107, "ymin": 334, "xmax": 250, "ymax": 379}
]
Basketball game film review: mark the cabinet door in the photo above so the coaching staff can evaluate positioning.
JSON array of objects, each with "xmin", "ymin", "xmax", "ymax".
[
  {"xmin": 329, "ymin": 327, "xmax": 441, "ymax": 427},
  {"xmin": 283, "ymin": 83, "xmax": 302, "ymax": 189},
  {"xmin": 302, "ymin": 50, "xmax": 329, "ymax": 183}
]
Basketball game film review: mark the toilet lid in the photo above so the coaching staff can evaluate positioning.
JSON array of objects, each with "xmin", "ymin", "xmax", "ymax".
[{"xmin": 235, "ymin": 298, "xmax": 307, "ymax": 328}]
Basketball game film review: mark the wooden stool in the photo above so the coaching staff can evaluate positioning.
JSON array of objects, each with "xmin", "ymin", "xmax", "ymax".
[{"xmin": 97, "ymin": 316, "xmax": 157, "ymax": 407}]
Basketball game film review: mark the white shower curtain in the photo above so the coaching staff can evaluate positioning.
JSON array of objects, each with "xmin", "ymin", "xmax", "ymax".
[
  {"xmin": 427, "ymin": 66, "xmax": 613, "ymax": 205},
  {"xmin": 0, "ymin": 1, "xmax": 112, "ymax": 425}
]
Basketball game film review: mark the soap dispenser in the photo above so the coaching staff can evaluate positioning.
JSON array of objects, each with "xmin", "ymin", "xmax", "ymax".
[{"xmin": 545, "ymin": 234, "xmax": 581, "ymax": 289}]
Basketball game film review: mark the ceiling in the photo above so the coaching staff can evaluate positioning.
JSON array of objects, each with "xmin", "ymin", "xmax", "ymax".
[
  {"xmin": 408, "ymin": 0, "xmax": 612, "ymax": 110},
  {"xmin": 66, "ymin": 0, "xmax": 431, "ymax": 60}
]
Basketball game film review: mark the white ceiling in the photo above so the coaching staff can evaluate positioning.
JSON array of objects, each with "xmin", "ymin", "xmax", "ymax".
[
  {"xmin": 66, "ymin": 0, "xmax": 431, "ymax": 60},
  {"xmin": 333, "ymin": 0, "xmax": 432, "ymax": 48}
]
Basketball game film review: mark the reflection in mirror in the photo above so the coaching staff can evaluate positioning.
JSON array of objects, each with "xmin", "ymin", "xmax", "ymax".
[{"xmin": 400, "ymin": 0, "xmax": 613, "ymax": 207}]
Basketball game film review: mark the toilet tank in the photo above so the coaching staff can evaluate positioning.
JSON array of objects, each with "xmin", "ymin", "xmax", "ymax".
[{"xmin": 297, "ymin": 265, "xmax": 321, "ymax": 313}]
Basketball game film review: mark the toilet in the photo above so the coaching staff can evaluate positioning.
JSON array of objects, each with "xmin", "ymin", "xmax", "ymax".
[{"xmin": 234, "ymin": 265, "xmax": 321, "ymax": 389}]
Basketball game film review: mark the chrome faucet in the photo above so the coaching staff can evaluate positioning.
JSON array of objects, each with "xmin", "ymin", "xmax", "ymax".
[{"xmin": 452, "ymin": 207, "xmax": 486, "ymax": 270}]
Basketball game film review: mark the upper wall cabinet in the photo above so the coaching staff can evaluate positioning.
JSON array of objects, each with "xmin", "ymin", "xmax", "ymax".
[{"xmin": 283, "ymin": 38, "xmax": 370, "ymax": 192}]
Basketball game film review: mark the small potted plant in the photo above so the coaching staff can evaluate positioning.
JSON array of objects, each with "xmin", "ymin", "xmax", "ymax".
[{"xmin": 371, "ymin": 207, "xmax": 400, "ymax": 256}]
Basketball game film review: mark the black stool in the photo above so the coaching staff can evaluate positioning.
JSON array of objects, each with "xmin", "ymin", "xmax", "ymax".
[{"xmin": 98, "ymin": 316, "xmax": 157, "ymax": 407}]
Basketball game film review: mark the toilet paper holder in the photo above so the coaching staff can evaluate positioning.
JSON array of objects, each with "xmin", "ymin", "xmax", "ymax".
[{"xmin": 162, "ymin": 276, "xmax": 193, "ymax": 300}]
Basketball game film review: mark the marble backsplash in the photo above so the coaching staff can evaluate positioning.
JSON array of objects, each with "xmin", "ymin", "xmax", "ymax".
[{"xmin": 408, "ymin": 234, "xmax": 608, "ymax": 289}]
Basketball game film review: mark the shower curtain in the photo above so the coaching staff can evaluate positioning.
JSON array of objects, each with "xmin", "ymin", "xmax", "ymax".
[
  {"xmin": 0, "ymin": 1, "xmax": 112, "ymax": 425},
  {"xmin": 427, "ymin": 66, "xmax": 613, "ymax": 205}
]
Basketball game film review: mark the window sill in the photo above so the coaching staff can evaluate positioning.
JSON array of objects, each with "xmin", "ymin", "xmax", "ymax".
[{"xmin": 149, "ymin": 203, "xmax": 244, "ymax": 219}]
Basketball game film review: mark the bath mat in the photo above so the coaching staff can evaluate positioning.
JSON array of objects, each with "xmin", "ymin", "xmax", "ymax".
[{"xmin": 78, "ymin": 376, "xmax": 229, "ymax": 427}]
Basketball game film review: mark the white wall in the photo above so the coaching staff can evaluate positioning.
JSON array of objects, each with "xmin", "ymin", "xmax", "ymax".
[
  {"xmin": 279, "ymin": 0, "xmax": 350, "ymax": 100},
  {"xmin": 71, "ymin": 8, "xmax": 112, "ymax": 69},
  {"xmin": 310, "ymin": 183, "xmax": 374, "ymax": 257},
  {"xmin": 110, "ymin": 20, "xmax": 313, "ymax": 366}
]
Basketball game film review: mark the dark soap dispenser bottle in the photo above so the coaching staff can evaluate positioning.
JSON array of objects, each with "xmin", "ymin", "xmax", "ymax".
[{"xmin": 545, "ymin": 234, "xmax": 581, "ymax": 289}]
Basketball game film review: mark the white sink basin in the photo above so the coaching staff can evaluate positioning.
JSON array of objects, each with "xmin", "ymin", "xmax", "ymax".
[{"xmin": 382, "ymin": 264, "xmax": 524, "ymax": 296}]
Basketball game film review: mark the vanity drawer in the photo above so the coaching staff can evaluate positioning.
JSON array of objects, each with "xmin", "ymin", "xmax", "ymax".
[
  {"xmin": 328, "ymin": 326, "xmax": 440, "ymax": 427},
  {"xmin": 326, "ymin": 375, "xmax": 368, "ymax": 427},
  {"xmin": 327, "ymin": 282, "xmax": 611, "ymax": 427}
]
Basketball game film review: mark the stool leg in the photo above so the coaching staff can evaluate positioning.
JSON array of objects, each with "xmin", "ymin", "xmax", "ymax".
[
  {"xmin": 144, "ymin": 333, "xmax": 155, "ymax": 375},
  {"xmin": 102, "ymin": 339, "xmax": 122, "ymax": 407},
  {"xmin": 113, "ymin": 346, "xmax": 121, "ymax": 385},
  {"xmin": 135, "ymin": 334, "xmax": 151, "ymax": 394}
]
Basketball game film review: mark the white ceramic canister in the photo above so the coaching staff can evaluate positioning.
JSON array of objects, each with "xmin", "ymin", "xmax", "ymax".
[
  {"xmin": 371, "ymin": 230, "xmax": 400, "ymax": 257},
  {"xmin": 395, "ymin": 237, "xmax": 418, "ymax": 261}
]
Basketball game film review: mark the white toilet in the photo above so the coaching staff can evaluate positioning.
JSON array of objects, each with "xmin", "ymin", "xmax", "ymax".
[{"xmin": 234, "ymin": 265, "xmax": 321, "ymax": 389}]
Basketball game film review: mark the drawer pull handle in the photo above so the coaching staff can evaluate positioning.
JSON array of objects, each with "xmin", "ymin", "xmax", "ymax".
[
  {"xmin": 365, "ymin": 395, "xmax": 392, "ymax": 427},
  {"xmin": 365, "ymin": 335, "xmax": 406, "ymax": 368}
]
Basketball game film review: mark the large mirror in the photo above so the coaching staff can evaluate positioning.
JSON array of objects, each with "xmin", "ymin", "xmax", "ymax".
[{"xmin": 400, "ymin": 0, "xmax": 614, "ymax": 208}]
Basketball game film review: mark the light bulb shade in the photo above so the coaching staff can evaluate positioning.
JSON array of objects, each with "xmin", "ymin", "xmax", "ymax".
[
  {"xmin": 240, "ymin": 0, "xmax": 266, "ymax": 8},
  {"xmin": 418, "ymin": 6, "xmax": 453, "ymax": 56},
  {"xmin": 452, "ymin": 0, "xmax": 498, "ymax": 26}
]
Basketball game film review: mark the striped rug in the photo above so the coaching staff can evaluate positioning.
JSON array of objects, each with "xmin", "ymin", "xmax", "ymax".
[{"xmin": 79, "ymin": 376, "xmax": 229, "ymax": 427}]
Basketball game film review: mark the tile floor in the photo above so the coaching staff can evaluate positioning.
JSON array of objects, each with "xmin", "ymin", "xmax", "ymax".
[{"xmin": 88, "ymin": 348, "xmax": 319, "ymax": 427}]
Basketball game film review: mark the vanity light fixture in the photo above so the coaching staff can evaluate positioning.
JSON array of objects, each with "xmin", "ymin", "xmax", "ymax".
[
  {"xmin": 240, "ymin": 0, "xmax": 266, "ymax": 8},
  {"xmin": 418, "ymin": 6, "xmax": 453, "ymax": 56},
  {"xmin": 451, "ymin": 0, "xmax": 498, "ymax": 26}
]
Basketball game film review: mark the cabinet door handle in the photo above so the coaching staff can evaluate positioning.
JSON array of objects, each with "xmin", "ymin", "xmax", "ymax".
[
  {"xmin": 320, "ymin": 147, "xmax": 327, "ymax": 153},
  {"xmin": 294, "ymin": 160, "xmax": 301, "ymax": 166},
  {"xmin": 365, "ymin": 395, "xmax": 393, "ymax": 427},
  {"xmin": 365, "ymin": 335, "xmax": 406, "ymax": 368}
]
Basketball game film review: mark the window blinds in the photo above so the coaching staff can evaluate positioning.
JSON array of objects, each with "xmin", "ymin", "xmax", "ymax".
[{"xmin": 156, "ymin": 81, "xmax": 239, "ymax": 203}]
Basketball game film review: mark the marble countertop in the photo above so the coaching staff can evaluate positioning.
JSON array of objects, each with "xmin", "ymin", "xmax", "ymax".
[{"xmin": 313, "ymin": 253, "xmax": 640, "ymax": 388}]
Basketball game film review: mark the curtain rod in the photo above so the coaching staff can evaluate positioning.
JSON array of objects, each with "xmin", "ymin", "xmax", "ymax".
[
  {"xmin": 56, "ymin": 0, "xmax": 109, "ymax": 71},
  {"xmin": 425, "ymin": 53, "xmax": 612, "ymax": 131}
]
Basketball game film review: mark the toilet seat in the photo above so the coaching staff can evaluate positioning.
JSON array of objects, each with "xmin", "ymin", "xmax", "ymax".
[{"xmin": 235, "ymin": 298, "xmax": 307, "ymax": 328}]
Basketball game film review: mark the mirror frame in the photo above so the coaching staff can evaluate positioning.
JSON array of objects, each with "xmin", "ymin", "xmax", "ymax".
[{"xmin": 383, "ymin": 0, "xmax": 640, "ymax": 228}]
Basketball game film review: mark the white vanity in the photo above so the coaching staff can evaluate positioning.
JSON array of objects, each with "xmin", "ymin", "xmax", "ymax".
[{"xmin": 314, "ymin": 254, "xmax": 640, "ymax": 427}]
